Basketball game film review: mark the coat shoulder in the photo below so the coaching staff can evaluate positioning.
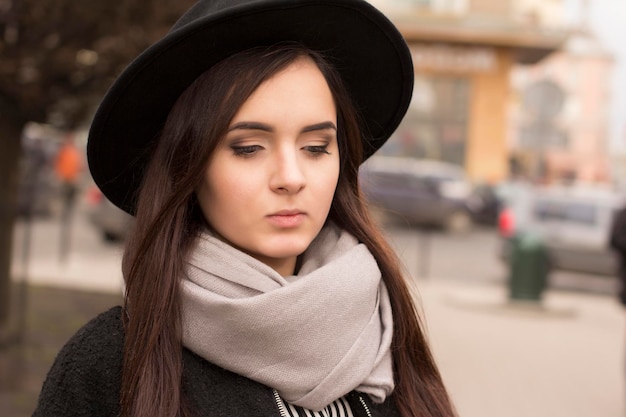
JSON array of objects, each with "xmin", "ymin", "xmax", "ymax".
[{"xmin": 32, "ymin": 306, "xmax": 124, "ymax": 417}]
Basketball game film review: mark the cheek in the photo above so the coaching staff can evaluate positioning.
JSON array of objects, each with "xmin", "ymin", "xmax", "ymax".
[
  {"xmin": 316, "ymin": 164, "xmax": 340, "ymax": 205},
  {"xmin": 204, "ymin": 170, "xmax": 259, "ymax": 216},
  {"xmin": 197, "ymin": 164, "xmax": 232, "ymax": 223}
]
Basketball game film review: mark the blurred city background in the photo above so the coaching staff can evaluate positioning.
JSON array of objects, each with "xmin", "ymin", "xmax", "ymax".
[{"xmin": 1, "ymin": 0, "xmax": 625, "ymax": 416}]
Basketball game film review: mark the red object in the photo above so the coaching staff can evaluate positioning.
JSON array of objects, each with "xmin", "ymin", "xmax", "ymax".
[
  {"xmin": 498, "ymin": 208, "xmax": 515, "ymax": 237},
  {"xmin": 55, "ymin": 143, "xmax": 82, "ymax": 182},
  {"xmin": 86, "ymin": 185, "xmax": 103, "ymax": 205}
]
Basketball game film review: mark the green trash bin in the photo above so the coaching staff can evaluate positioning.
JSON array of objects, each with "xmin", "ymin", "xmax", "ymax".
[{"xmin": 508, "ymin": 232, "xmax": 550, "ymax": 302}]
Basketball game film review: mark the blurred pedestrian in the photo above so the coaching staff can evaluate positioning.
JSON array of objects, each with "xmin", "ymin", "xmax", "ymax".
[
  {"xmin": 33, "ymin": 1, "xmax": 457, "ymax": 417},
  {"xmin": 610, "ymin": 206, "xmax": 626, "ymax": 305},
  {"xmin": 53, "ymin": 133, "xmax": 83, "ymax": 261},
  {"xmin": 19, "ymin": 136, "xmax": 49, "ymax": 218},
  {"xmin": 54, "ymin": 133, "xmax": 82, "ymax": 215},
  {"xmin": 609, "ymin": 203, "xmax": 626, "ymax": 405}
]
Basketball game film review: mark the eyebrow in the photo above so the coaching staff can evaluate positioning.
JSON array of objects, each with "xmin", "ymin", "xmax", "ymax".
[{"xmin": 227, "ymin": 121, "xmax": 337, "ymax": 133}]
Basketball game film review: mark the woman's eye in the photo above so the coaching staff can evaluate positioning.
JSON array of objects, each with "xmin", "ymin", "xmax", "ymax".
[
  {"xmin": 304, "ymin": 145, "xmax": 331, "ymax": 156},
  {"xmin": 231, "ymin": 145, "xmax": 263, "ymax": 157}
]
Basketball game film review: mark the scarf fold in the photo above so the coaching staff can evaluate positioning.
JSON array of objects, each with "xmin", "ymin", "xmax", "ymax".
[{"xmin": 180, "ymin": 223, "xmax": 394, "ymax": 411}]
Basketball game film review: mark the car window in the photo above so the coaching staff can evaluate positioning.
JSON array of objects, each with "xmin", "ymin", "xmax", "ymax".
[
  {"xmin": 367, "ymin": 172, "xmax": 409, "ymax": 187},
  {"xmin": 533, "ymin": 200, "xmax": 597, "ymax": 226},
  {"xmin": 422, "ymin": 174, "xmax": 450, "ymax": 183}
]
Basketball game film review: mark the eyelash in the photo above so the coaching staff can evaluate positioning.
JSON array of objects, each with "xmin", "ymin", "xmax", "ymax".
[
  {"xmin": 304, "ymin": 145, "xmax": 331, "ymax": 156},
  {"xmin": 231, "ymin": 145, "xmax": 262, "ymax": 157},
  {"xmin": 230, "ymin": 144, "xmax": 331, "ymax": 157}
]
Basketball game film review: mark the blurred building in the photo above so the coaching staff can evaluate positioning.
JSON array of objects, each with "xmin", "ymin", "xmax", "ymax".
[
  {"xmin": 368, "ymin": 0, "xmax": 568, "ymax": 183},
  {"xmin": 509, "ymin": 26, "xmax": 614, "ymax": 184}
]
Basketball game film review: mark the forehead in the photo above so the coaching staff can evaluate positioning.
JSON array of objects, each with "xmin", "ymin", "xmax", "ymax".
[{"xmin": 230, "ymin": 57, "xmax": 336, "ymax": 124}]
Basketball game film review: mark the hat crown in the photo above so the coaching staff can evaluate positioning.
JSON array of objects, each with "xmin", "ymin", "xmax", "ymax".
[
  {"xmin": 171, "ymin": 0, "xmax": 309, "ymax": 33},
  {"xmin": 171, "ymin": 0, "xmax": 237, "ymax": 31}
]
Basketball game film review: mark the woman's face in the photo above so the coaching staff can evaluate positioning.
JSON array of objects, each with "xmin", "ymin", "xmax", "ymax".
[{"xmin": 197, "ymin": 57, "xmax": 340, "ymax": 276}]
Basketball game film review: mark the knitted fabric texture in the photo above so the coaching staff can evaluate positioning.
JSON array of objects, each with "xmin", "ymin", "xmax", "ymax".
[{"xmin": 181, "ymin": 223, "xmax": 394, "ymax": 411}]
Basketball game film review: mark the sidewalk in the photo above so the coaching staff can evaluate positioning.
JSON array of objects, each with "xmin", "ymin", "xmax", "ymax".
[
  {"xmin": 0, "ymin": 284, "xmax": 123, "ymax": 417},
  {"xmin": 12, "ymin": 251, "xmax": 124, "ymax": 295},
  {"xmin": 419, "ymin": 280, "xmax": 625, "ymax": 417},
  {"xmin": 10, "ymin": 215, "xmax": 125, "ymax": 295}
]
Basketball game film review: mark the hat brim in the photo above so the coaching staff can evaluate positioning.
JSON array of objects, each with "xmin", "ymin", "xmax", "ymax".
[{"xmin": 87, "ymin": 0, "xmax": 414, "ymax": 214}]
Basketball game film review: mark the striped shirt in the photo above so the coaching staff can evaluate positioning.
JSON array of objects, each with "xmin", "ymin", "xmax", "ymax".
[{"xmin": 275, "ymin": 393, "xmax": 355, "ymax": 417}]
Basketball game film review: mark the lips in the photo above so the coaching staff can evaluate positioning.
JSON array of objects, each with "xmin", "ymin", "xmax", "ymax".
[
  {"xmin": 266, "ymin": 210, "xmax": 306, "ymax": 227},
  {"xmin": 270, "ymin": 209, "xmax": 304, "ymax": 216}
]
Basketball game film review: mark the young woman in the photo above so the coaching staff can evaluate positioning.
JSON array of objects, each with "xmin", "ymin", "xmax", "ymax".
[{"xmin": 34, "ymin": 1, "xmax": 457, "ymax": 417}]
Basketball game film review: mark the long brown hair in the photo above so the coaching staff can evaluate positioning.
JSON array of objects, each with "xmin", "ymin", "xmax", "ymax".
[{"xmin": 121, "ymin": 43, "xmax": 456, "ymax": 417}]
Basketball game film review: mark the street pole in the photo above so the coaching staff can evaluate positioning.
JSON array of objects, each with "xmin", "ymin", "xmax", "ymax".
[{"xmin": 418, "ymin": 226, "xmax": 431, "ymax": 280}]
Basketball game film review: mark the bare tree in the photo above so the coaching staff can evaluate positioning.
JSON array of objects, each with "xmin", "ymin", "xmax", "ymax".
[{"xmin": 0, "ymin": 0, "xmax": 195, "ymax": 328}]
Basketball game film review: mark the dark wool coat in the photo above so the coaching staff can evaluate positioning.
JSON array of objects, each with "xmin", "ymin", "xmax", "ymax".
[{"xmin": 32, "ymin": 307, "xmax": 400, "ymax": 417}]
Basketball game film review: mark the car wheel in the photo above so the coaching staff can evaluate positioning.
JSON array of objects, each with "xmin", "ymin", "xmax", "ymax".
[{"xmin": 445, "ymin": 210, "xmax": 472, "ymax": 233}]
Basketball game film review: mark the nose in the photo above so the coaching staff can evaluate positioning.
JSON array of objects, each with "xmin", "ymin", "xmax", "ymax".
[{"xmin": 270, "ymin": 149, "xmax": 306, "ymax": 194}]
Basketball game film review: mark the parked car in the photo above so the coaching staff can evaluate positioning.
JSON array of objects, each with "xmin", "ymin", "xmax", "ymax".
[
  {"xmin": 498, "ymin": 184, "xmax": 622, "ymax": 276},
  {"xmin": 87, "ymin": 186, "xmax": 134, "ymax": 242},
  {"xmin": 359, "ymin": 156, "xmax": 474, "ymax": 232}
]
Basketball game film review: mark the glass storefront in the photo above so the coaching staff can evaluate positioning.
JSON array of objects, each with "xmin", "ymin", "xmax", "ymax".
[{"xmin": 378, "ymin": 75, "xmax": 470, "ymax": 167}]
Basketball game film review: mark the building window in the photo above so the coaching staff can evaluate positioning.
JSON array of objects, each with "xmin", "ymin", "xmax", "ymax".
[
  {"xmin": 379, "ymin": 75, "xmax": 470, "ymax": 166},
  {"xmin": 390, "ymin": 0, "xmax": 468, "ymax": 13}
]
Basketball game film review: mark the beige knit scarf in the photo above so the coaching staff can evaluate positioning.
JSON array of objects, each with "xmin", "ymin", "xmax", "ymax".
[{"xmin": 180, "ymin": 223, "xmax": 394, "ymax": 411}]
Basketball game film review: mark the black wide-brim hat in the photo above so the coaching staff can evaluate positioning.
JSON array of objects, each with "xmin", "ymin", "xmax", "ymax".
[{"xmin": 87, "ymin": 0, "xmax": 414, "ymax": 214}]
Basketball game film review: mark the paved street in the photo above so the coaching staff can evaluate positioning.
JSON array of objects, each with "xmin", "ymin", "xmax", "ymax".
[
  {"xmin": 7, "ymin": 208, "xmax": 626, "ymax": 417},
  {"xmin": 382, "ymin": 220, "xmax": 620, "ymax": 295}
]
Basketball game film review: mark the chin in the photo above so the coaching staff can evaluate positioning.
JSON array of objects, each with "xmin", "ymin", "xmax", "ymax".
[
  {"xmin": 261, "ymin": 238, "xmax": 311, "ymax": 258},
  {"xmin": 263, "ymin": 245, "xmax": 308, "ymax": 260}
]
